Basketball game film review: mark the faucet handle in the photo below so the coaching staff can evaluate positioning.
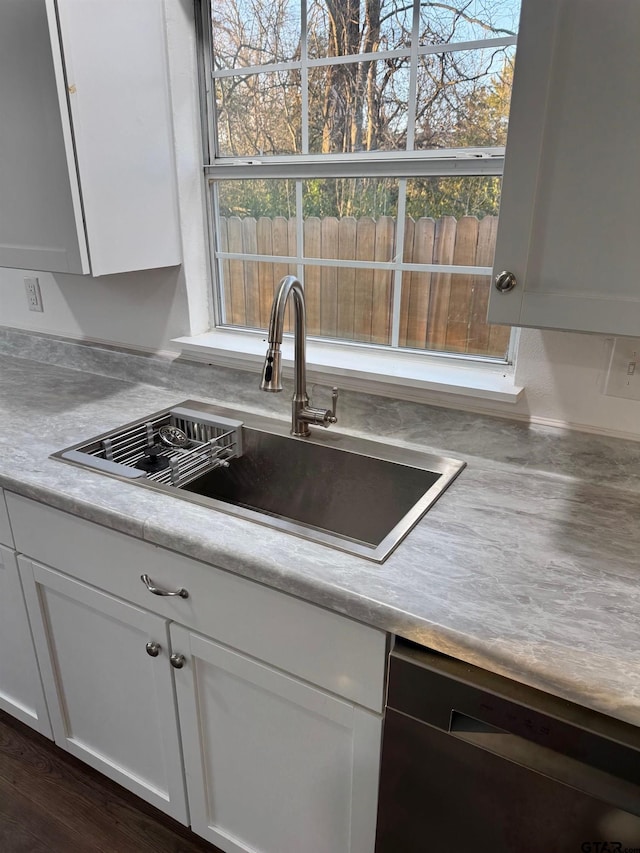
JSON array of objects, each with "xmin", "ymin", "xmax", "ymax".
[
  {"xmin": 316, "ymin": 387, "xmax": 338, "ymax": 426},
  {"xmin": 302, "ymin": 387, "xmax": 339, "ymax": 429},
  {"xmin": 329, "ymin": 387, "xmax": 339, "ymax": 424}
]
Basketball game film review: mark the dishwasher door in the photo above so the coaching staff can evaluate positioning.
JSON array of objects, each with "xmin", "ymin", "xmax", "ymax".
[{"xmin": 375, "ymin": 642, "xmax": 640, "ymax": 853}]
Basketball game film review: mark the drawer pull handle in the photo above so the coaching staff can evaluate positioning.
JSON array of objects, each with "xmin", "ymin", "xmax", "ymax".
[{"xmin": 140, "ymin": 574, "xmax": 189, "ymax": 599}]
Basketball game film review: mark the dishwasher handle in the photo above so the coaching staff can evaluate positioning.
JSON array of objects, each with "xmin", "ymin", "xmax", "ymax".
[{"xmin": 450, "ymin": 710, "xmax": 640, "ymax": 817}]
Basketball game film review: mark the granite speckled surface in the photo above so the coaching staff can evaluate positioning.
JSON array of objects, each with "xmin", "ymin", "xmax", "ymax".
[{"xmin": 2, "ymin": 328, "xmax": 640, "ymax": 727}]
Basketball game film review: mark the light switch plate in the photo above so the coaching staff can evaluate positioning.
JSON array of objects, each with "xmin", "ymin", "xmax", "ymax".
[{"xmin": 604, "ymin": 337, "xmax": 640, "ymax": 400}]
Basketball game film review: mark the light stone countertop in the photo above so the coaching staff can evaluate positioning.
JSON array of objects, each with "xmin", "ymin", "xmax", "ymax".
[{"xmin": 1, "ymin": 334, "xmax": 640, "ymax": 727}]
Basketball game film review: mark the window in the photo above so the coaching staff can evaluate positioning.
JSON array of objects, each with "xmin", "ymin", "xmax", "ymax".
[{"xmin": 198, "ymin": 0, "xmax": 520, "ymax": 363}]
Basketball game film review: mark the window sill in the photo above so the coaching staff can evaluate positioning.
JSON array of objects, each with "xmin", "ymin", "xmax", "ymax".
[{"xmin": 173, "ymin": 329, "xmax": 523, "ymax": 405}]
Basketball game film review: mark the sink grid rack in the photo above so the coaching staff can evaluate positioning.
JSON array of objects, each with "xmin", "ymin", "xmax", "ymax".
[{"xmin": 61, "ymin": 405, "xmax": 243, "ymax": 488}]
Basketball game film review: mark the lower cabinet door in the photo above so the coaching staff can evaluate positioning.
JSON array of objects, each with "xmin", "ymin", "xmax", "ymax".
[
  {"xmin": 171, "ymin": 623, "xmax": 382, "ymax": 853},
  {"xmin": 18, "ymin": 557, "xmax": 188, "ymax": 823},
  {"xmin": 0, "ymin": 546, "xmax": 51, "ymax": 736}
]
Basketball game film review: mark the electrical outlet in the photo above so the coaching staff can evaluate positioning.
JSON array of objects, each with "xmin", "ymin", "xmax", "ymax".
[
  {"xmin": 24, "ymin": 277, "xmax": 43, "ymax": 312},
  {"xmin": 604, "ymin": 337, "xmax": 640, "ymax": 400}
]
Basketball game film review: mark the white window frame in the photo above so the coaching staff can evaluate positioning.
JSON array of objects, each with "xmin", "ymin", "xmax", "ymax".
[{"xmin": 185, "ymin": 0, "xmax": 523, "ymax": 404}]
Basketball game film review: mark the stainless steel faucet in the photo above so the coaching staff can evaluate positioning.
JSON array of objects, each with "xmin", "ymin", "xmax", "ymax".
[{"xmin": 260, "ymin": 275, "xmax": 338, "ymax": 437}]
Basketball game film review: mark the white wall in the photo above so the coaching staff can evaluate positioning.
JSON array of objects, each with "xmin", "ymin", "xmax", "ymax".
[
  {"xmin": 511, "ymin": 329, "xmax": 640, "ymax": 440},
  {"xmin": 1, "ymin": 0, "xmax": 639, "ymax": 439},
  {"xmin": 0, "ymin": 265, "xmax": 190, "ymax": 354}
]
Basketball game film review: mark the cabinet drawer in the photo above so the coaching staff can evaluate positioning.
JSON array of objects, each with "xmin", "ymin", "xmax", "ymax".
[
  {"xmin": 6, "ymin": 493, "xmax": 386, "ymax": 712},
  {"xmin": 0, "ymin": 490, "xmax": 13, "ymax": 548}
]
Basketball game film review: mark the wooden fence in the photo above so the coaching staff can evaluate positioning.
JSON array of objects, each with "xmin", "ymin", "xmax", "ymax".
[{"xmin": 218, "ymin": 214, "xmax": 510, "ymax": 357}]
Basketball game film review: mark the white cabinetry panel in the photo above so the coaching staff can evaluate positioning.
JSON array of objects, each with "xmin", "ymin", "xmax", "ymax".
[
  {"xmin": 0, "ymin": 0, "xmax": 180, "ymax": 277},
  {"xmin": 5, "ymin": 492, "xmax": 386, "ymax": 852},
  {"xmin": 489, "ymin": 0, "xmax": 640, "ymax": 335},
  {"xmin": 6, "ymin": 492, "xmax": 387, "ymax": 713},
  {"xmin": 0, "ymin": 490, "xmax": 13, "ymax": 547},
  {"xmin": 18, "ymin": 559, "xmax": 188, "ymax": 823},
  {"xmin": 172, "ymin": 624, "xmax": 382, "ymax": 853},
  {"xmin": 0, "ymin": 0, "xmax": 86, "ymax": 274},
  {"xmin": 0, "ymin": 545, "xmax": 51, "ymax": 736},
  {"xmin": 51, "ymin": 0, "xmax": 181, "ymax": 276}
]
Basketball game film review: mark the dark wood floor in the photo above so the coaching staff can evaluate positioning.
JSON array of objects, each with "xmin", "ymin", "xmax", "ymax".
[{"xmin": 0, "ymin": 710, "xmax": 222, "ymax": 853}]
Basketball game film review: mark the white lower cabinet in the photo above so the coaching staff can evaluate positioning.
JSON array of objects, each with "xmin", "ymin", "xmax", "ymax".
[
  {"xmin": 0, "ymin": 489, "xmax": 13, "ymax": 547},
  {"xmin": 172, "ymin": 623, "xmax": 382, "ymax": 853},
  {"xmin": 0, "ymin": 546, "xmax": 51, "ymax": 736},
  {"xmin": 17, "ymin": 558, "xmax": 189, "ymax": 823},
  {"xmin": 7, "ymin": 494, "xmax": 385, "ymax": 853}
]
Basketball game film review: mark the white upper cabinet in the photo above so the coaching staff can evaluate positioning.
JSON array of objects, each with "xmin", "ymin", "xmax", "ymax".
[
  {"xmin": 0, "ymin": 0, "xmax": 181, "ymax": 277},
  {"xmin": 488, "ymin": 0, "xmax": 640, "ymax": 335}
]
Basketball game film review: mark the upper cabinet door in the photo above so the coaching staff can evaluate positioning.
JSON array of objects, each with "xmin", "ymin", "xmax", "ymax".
[
  {"xmin": 488, "ymin": 0, "xmax": 640, "ymax": 335},
  {"xmin": 51, "ymin": 0, "xmax": 181, "ymax": 277},
  {"xmin": 0, "ymin": 0, "xmax": 180, "ymax": 277},
  {"xmin": 0, "ymin": 0, "xmax": 88, "ymax": 274}
]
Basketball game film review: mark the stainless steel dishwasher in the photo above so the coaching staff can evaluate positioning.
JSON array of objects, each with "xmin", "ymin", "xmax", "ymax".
[{"xmin": 375, "ymin": 640, "xmax": 640, "ymax": 853}]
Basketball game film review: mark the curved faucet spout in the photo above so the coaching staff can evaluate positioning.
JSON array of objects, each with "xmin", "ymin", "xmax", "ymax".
[
  {"xmin": 266, "ymin": 275, "xmax": 305, "ymax": 347},
  {"xmin": 260, "ymin": 276, "xmax": 306, "ymax": 396},
  {"xmin": 260, "ymin": 275, "xmax": 338, "ymax": 437}
]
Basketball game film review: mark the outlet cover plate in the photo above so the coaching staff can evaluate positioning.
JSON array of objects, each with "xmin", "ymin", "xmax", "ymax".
[
  {"xmin": 604, "ymin": 337, "xmax": 640, "ymax": 400},
  {"xmin": 24, "ymin": 277, "xmax": 44, "ymax": 312}
]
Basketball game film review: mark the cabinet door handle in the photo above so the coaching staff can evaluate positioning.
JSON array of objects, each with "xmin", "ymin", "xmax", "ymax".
[
  {"xmin": 170, "ymin": 653, "xmax": 186, "ymax": 669},
  {"xmin": 145, "ymin": 641, "xmax": 162, "ymax": 657},
  {"xmin": 494, "ymin": 270, "xmax": 517, "ymax": 293},
  {"xmin": 140, "ymin": 574, "xmax": 189, "ymax": 599}
]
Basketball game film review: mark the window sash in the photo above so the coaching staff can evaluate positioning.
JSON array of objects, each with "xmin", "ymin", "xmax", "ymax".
[
  {"xmin": 207, "ymin": 177, "xmax": 507, "ymax": 357},
  {"xmin": 197, "ymin": 0, "xmax": 515, "ymax": 364},
  {"xmin": 200, "ymin": 0, "xmax": 517, "ymax": 164},
  {"xmin": 204, "ymin": 151, "xmax": 504, "ymax": 180}
]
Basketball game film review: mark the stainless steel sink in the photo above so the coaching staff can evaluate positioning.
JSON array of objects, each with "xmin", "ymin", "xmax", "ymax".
[{"xmin": 52, "ymin": 399, "xmax": 465, "ymax": 562}]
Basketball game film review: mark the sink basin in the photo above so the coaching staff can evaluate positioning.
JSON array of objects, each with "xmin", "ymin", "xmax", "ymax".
[{"xmin": 52, "ymin": 400, "xmax": 465, "ymax": 562}]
